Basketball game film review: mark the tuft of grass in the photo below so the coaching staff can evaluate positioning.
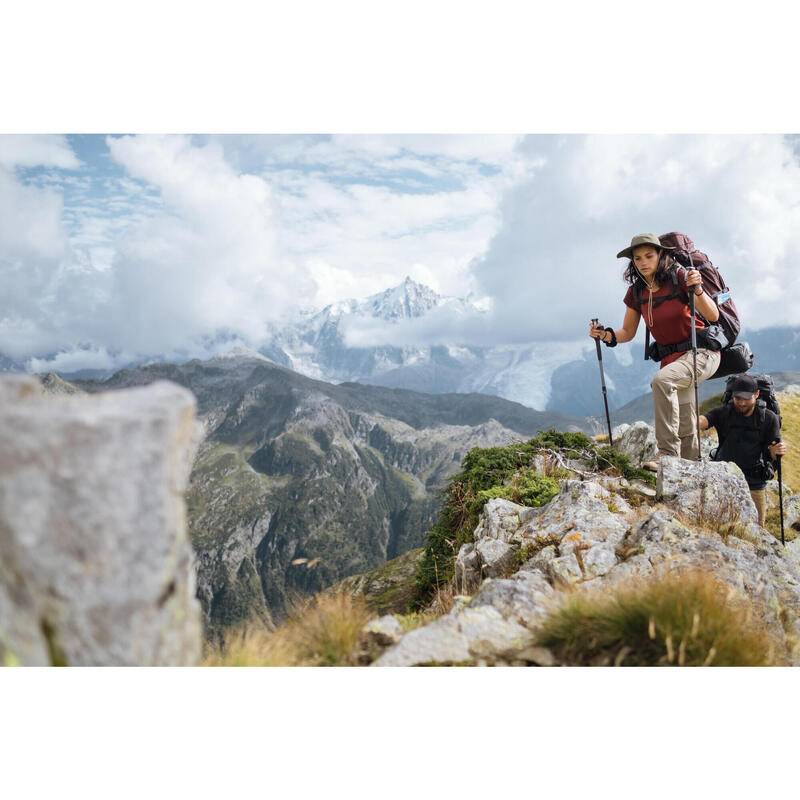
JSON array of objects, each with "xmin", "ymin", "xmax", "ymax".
[
  {"xmin": 203, "ymin": 592, "xmax": 372, "ymax": 666},
  {"xmin": 394, "ymin": 611, "xmax": 435, "ymax": 633},
  {"xmin": 678, "ymin": 487, "xmax": 758, "ymax": 544},
  {"xmin": 534, "ymin": 569, "xmax": 779, "ymax": 666},
  {"xmin": 764, "ymin": 502, "xmax": 798, "ymax": 542}
]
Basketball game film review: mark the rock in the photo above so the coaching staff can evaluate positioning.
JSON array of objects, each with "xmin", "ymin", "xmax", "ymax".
[
  {"xmin": 39, "ymin": 371, "xmax": 85, "ymax": 397},
  {"xmin": 657, "ymin": 456, "xmax": 758, "ymax": 526},
  {"xmin": 513, "ymin": 480, "xmax": 628, "ymax": 549},
  {"xmin": 0, "ymin": 378, "xmax": 203, "ymax": 666},
  {"xmin": 374, "ymin": 605, "xmax": 535, "ymax": 666},
  {"xmin": 784, "ymin": 495, "xmax": 800, "ymax": 531},
  {"xmin": 475, "ymin": 538, "xmax": 516, "ymax": 578},
  {"xmin": 629, "ymin": 479, "xmax": 657, "ymax": 499},
  {"xmin": 520, "ymin": 544, "xmax": 558, "ymax": 573},
  {"xmin": 362, "ymin": 615, "xmax": 404, "ymax": 647},
  {"xmin": 514, "ymin": 645, "xmax": 556, "ymax": 666},
  {"xmin": 767, "ymin": 479, "xmax": 792, "ymax": 496},
  {"xmin": 549, "ymin": 553, "xmax": 583, "ymax": 585},
  {"xmin": 612, "ymin": 420, "xmax": 657, "ymax": 468},
  {"xmin": 611, "ymin": 423, "xmax": 631, "ymax": 441},
  {"xmin": 468, "ymin": 570, "xmax": 555, "ymax": 628},
  {"xmin": 473, "ymin": 497, "xmax": 525, "ymax": 544},
  {"xmin": 581, "ymin": 544, "xmax": 618, "ymax": 579},
  {"xmin": 454, "ymin": 542, "xmax": 482, "ymax": 593}
]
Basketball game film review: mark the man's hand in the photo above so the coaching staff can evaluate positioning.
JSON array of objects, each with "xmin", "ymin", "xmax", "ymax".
[{"xmin": 769, "ymin": 440, "xmax": 787, "ymax": 460}]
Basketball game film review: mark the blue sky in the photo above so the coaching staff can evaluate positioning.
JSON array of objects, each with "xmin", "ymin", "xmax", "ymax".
[{"xmin": 2, "ymin": 133, "xmax": 800, "ymax": 373}]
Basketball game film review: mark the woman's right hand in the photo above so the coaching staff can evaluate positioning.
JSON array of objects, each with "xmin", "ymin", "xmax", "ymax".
[{"xmin": 589, "ymin": 322, "xmax": 606, "ymax": 340}]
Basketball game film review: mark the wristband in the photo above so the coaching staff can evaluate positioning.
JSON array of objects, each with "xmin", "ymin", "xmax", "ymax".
[{"xmin": 602, "ymin": 326, "xmax": 617, "ymax": 348}]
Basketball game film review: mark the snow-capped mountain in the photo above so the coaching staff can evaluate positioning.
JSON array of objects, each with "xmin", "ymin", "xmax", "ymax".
[{"xmin": 262, "ymin": 276, "xmax": 578, "ymax": 411}]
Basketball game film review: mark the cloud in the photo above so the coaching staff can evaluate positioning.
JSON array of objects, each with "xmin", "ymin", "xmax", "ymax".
[
  {"xmin": 0, "ymin": 137, "xmax": 89, "ymax": 359},
  {"xmin": 92, "ymin": 134, "xmax": 317, "ymax": 354},
  {"xmin": 0, "ymin": 135, "xmax": 81, "ymax": 169}
]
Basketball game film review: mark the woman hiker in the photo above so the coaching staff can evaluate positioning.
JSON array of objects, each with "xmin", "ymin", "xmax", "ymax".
[{"xmin": 589, "ymin": 233, "xmax": 721, "ymax": 471}]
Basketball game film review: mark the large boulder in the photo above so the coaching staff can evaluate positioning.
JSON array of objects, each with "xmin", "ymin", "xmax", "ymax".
[
  {"xmin": 374, "ymin": 605, "xmax": 536, "ymax": 666},
  {"xmin": 657, "ymin": 455, "xmax": 758, "ymax": 527},
  {"xmin": 0, "ymin": 376, "xmax": 203, "ymax": 666},
  {"xmin": 612, "ymin": 420, "xmax": 657, "ymax": 468}
]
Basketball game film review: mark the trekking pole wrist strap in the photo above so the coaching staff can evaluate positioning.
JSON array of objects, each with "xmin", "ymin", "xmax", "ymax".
[{"xmin": 602, "ymin": 327, "xmax": 617, "ymax": 347}]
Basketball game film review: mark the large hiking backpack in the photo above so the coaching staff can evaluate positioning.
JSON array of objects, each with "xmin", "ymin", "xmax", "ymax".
[
  {"xmin": 710, "ymin": 372, "xmax": 782, "ymax": 480},
  {"xmin": 723, "ymin": 372, "xmax": 782, "ymax": 426},
  {"xmin": 632, "ymin": 231, "xmax": 753, "ymax": 378},
  {"xmin": 658, "ymin": 231, "xmax": 741, "ymax": 347}
]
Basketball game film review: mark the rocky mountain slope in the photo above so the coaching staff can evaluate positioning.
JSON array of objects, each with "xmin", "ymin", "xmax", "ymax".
[{"xmin": 72, "ymin": 349, "xmax": 591, "ymax": 640}]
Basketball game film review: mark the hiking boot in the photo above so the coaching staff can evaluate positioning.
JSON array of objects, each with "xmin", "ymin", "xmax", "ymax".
[{"xmin": 643, "ymin": 456, "xmax": 660, "ymax": 472}]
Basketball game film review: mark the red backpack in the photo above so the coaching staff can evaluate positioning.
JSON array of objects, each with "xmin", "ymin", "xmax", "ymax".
[
  {"xmin": 657, "ymin": 231, "xmax": 741, "ymax": 346},
  {"xmin": 632, "ymin": 231, "xmax": 742, "ymax": 359}
]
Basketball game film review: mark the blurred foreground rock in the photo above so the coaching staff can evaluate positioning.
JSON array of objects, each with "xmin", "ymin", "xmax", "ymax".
[{"xmin": 0, "ymin": 375, "xmax": 203, "ymax": 666}]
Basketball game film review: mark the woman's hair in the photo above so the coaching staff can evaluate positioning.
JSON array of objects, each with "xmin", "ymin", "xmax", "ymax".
[{"xmin": 623, "ymin": 247, "xmax": 675, "ymax": 286}]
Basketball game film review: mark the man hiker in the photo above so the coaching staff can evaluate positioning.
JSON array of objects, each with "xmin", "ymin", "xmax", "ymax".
[{"xmin": 699, "ymin": 374, "xmax": 787, "ymax": 527}]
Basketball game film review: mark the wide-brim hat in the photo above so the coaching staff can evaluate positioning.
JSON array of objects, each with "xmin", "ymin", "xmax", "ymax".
[{"xmin": 616, "ymin": 233, "xmax": 676, "ymax": 260}]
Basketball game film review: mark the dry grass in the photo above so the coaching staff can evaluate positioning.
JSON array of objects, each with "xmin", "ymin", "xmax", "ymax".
[
  {"xmin": 777, "ymin": 391, "xmax": 799, "ymax": 494},
  {"xmin": 203, "ymin": 592, "xmax": 373, "ymax": 666},
  {"xmin": 534, "ymin": 569, "xmax": 779, "ymax": 666},
  {"xmin": 676, "ymin": 489, "xmax": 760, "ymax": 545}
]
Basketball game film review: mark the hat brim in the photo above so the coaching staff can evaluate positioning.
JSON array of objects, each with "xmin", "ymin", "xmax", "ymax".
[
  {"xmin": 616, "ymin": 243, "xmax": 676, "ymax": 260},
  {"xmin": 733, "ymin": 391, "xmax": 756, "ymax": 399}
]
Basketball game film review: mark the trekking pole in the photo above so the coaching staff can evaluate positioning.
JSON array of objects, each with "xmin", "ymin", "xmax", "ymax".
[
  {"xmin": 687, "ymin": 254, "xmax": 702, "ymax": 461},
  {"xmin": 778, "ymin": 455, "xmax": 785, "ymax": 546},
  {"xmin": 591, "ymin": 318, "xmax": 614, "ymax": 446}
]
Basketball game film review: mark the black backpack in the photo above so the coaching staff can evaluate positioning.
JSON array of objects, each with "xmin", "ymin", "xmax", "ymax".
[
  {"xmin": 723, "ymin": 372, "xmax": 782, "ymax": 427},
  {"xmin": 711, "ymin": 373, "xmax": 781, "ymax": 480}
]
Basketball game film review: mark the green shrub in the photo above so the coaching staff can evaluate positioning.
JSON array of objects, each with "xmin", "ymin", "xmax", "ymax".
[
  {"xmin": 535, "ymin": 569, "xmax": 779, "ymax": 666},
  {"xmin": 410, "ymin": 430, "xmax": 594, "ymax": 609},
  {"xmin": 594, "ymin": 446, "xmax": 656, "ymax": 486}
]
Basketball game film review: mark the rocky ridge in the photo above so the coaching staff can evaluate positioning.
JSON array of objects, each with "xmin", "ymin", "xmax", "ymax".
[{"xmin": 362, "ymin": 419, "xmax": 800, "ymax": 666}]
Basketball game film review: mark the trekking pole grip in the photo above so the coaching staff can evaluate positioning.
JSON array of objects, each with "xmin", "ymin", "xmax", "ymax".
[{"xmin": 591, "ymin": 318, "xmax": 602, "ymax": 360}]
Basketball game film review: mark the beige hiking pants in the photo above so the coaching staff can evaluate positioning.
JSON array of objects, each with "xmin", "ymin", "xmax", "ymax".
[
  {"xmin": 750, "ymin": 489, "xmax": 767, "ymax": 527},
  {"xmin": 651, "ymin": 348, "xmax": 721, "ymax": 460}
]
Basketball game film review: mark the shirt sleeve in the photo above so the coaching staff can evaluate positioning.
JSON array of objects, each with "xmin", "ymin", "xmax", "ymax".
[
  {"xmin": 704, "ymin": 406, "xmax": 724, "ymax": 431},
  {"xmin": 623, "ymin": 286, "xmax": 637, "ymax": 311},
  {"xmin": 763, "ymin": 411, "xmax": 781, "ymax": 460}
]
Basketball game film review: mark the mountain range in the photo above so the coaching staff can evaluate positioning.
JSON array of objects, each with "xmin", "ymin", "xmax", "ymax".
[{"xmin": 70, "ymin": 349, "xmax": 591, "ymax": 639}]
